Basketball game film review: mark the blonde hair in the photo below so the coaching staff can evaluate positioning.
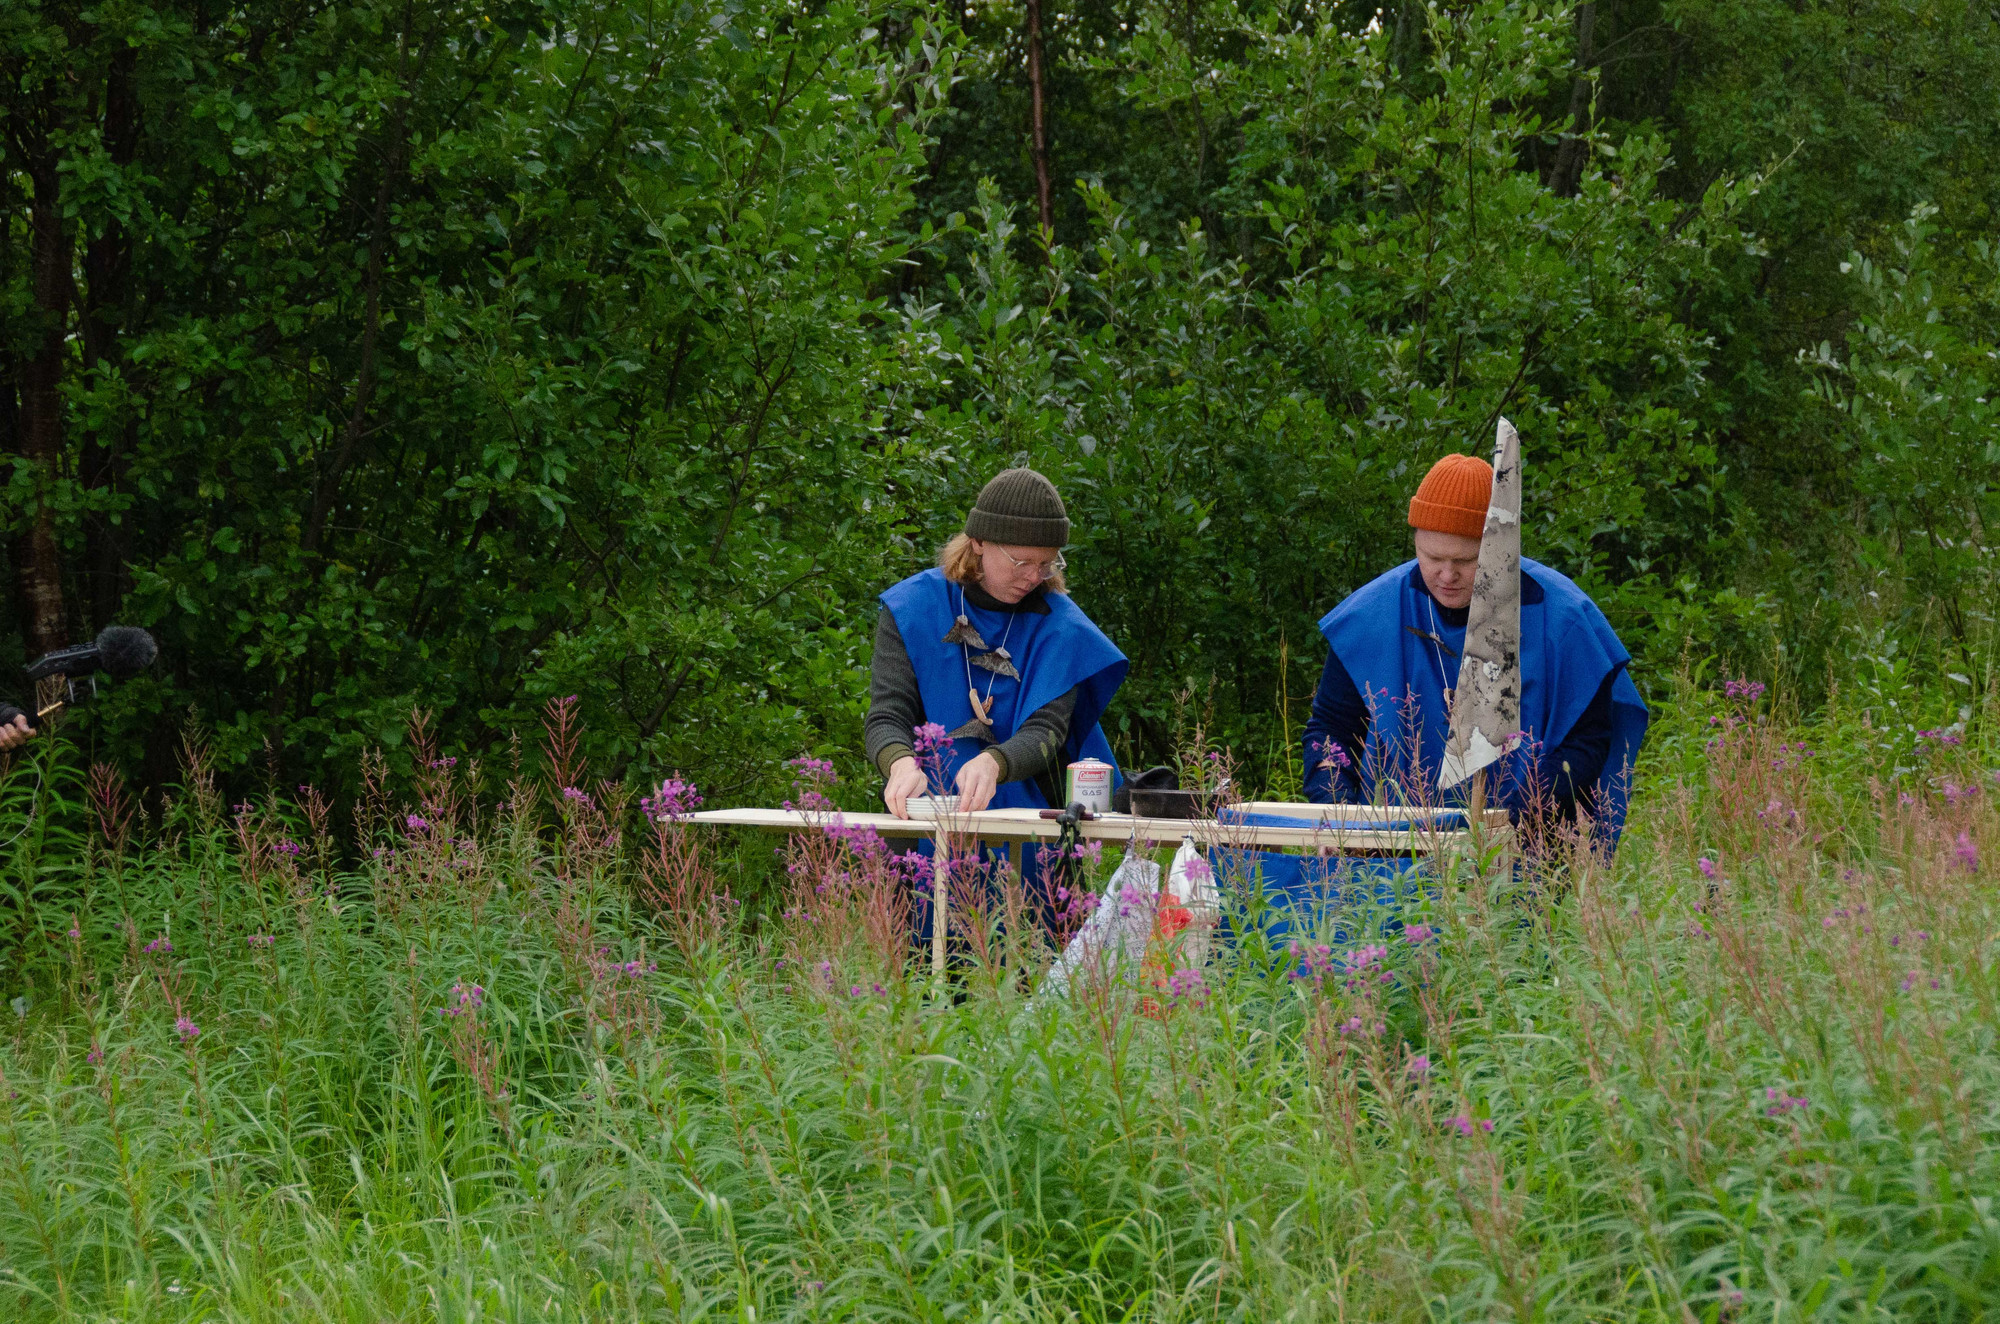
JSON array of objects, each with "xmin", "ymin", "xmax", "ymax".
[{"xmin": 938, "ymin": 533, "xmax": 1068, "ymax": 594}]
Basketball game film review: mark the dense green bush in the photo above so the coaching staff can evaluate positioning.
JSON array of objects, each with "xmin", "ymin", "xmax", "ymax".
[{"xmin": 2, "ymin": 0, "xmax": 1997, "ymax": 802}]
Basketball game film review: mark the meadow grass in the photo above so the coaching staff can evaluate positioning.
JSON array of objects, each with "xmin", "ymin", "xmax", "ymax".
[{"xmin": 2, "ymin": 686, "xmax": 1998, "ymax": 1322}]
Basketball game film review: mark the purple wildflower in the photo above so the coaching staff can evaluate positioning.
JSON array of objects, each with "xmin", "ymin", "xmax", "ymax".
[
  {"xmin": 143, "ymin": 937, "xmax": 173, "ymax": 956},
  {"xmin": 1407, "ymin": 1055, "xmax": 1430, "ymax": 1079},
  {"xmin": 1166, "ymin": 968, "xmax": 1210, "ymax": 1009},
  {"xmin": 1955, "ymin": 832, "xmax": 1979, "ymax": 873},
  {"xmin": 1763, "ymin": 1087, "xmax": 1808, "ymax": 1117},
  {"xmin": 1403, "ymin": 923, "xmax": 1436, "ymax": 944},
  {"xmin": 405, "ymin": 814, "xmax": 429, "ymax": 832},
  {"xmin": 1697, "ymin": 857, "xmax": 1717, "ymax": 880},
  {"xmin": 174, "ymin": 1016, "xmax": 200, "ymax": 1043},
  {"xmin": 643, "ymin": 777, "xmax": 703, "ymax": 821}
]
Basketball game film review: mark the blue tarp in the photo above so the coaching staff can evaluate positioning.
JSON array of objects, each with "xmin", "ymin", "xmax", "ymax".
[{"xmin": 1210, "ymin": 846, "xmax": 1429, "ymax": 950}]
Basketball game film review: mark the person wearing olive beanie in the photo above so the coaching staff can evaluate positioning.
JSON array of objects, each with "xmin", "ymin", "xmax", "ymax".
[
  {"xmin": 866, "ymin": 468, "xmax": 1129, "ymax": 937},
  {"xmin": 1301, "ymin": 452, "xmax": 1647, "ymax": 836}
]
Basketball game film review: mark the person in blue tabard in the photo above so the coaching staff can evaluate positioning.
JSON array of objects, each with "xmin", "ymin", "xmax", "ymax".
[
  {"xmin": 865, "ymin": 469, "xmax": 1127, "ymax": 921},
  {"xmin": 1302, "ymin": 453, "xmax": 1648, "ymax": 841}
]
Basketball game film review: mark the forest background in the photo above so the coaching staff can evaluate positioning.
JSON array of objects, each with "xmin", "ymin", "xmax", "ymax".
[{"xmin": 1, "ymin": 0, "xmax": 1996, "ymax": 808}]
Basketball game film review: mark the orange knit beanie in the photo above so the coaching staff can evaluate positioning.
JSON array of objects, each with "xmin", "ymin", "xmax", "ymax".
[{"xmin": 1407, "ymin": 453, "xmax": 1493, "ymax": 539}]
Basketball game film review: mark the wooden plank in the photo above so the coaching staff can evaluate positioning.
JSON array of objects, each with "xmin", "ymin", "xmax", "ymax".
[{"xmin": 685, "ymin": 806, "xmax": 1497, "ymax": 855}]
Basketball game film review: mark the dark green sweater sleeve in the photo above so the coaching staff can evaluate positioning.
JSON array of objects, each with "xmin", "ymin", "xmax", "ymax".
[
  {"xmin": 989, "ymin": 686, "xmax": 1078, "ymax": 784},
  {"xmin": 865, "ymin": 609, "xmax": 922, "ymax": 778}
]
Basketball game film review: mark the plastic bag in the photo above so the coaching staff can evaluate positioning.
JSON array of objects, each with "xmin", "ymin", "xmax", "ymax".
[{"xmin": 1040, "ymin": 836, "xmax": 1219, "ymax": 1000}]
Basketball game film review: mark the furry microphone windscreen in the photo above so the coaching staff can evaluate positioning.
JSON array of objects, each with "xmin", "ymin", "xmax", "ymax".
[{"xmin": 96, "ymin": 626, "xmax": 159, "ymax": 679}]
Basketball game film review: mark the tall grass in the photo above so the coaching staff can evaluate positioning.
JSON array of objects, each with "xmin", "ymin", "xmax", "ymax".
[{"xmin": 2, "ymin": 684, "xmax": 1997, "ymax": 1321}]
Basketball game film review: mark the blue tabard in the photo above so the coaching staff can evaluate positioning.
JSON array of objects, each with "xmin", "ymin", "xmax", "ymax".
[
  {"xmin": 1314, "ymin": 557, "xmax": 1648, "ymax": 839},
  {"xmin": 879, "ymin": 569, "xmax": 1127, "ymax": 942},
  {"xmin": 879, "ymin": 568, "xmax": 1127, "ymax": 805}
]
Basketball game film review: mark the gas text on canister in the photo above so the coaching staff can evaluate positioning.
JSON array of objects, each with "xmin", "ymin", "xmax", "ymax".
[{"xmin": 1064, "ymin": 758, "xmax": 1114, "ymax": 813}]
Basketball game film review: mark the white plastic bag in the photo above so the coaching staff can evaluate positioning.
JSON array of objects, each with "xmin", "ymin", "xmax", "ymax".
[
  {"xmin": 1040, "ymin": 836, "xmax": 1219, "ymax": 1000},
  {"xmin": 1166, "ymin": 836, "xmax": 1221, "ymax": 968}
]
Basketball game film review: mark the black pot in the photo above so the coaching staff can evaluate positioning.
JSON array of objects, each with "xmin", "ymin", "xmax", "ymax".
[
  {"xmin": 1112, "ymin": 764, "xmax": 1180, "ymax": 814},
  {"xmin": 1130, "ymin": 788, "xmax": 1203, "ymax": 819}
]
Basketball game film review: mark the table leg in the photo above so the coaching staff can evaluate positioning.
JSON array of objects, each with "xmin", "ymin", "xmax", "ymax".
[{"xmin": 931, "ymin": 826, "xmax": 948, "ymax": 979}]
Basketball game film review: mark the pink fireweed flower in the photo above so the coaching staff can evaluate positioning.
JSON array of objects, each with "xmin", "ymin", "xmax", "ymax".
[
  {"xmin": 912, "ymin": 722, "xmax": 952, "ymax": 756},
  {"xmin": 247, "ymin": 934, "xmax": 275, "ymax": 947},
  {"xmin": 143, "ymin": 937, "xmax": 172, "ymax": 956},
  {"xmin": 274, "ymin": 839, "xmax": 303, "ymax": 857},
  {"xmin": 174, "ymin": 1016, "xmax": 200, "ymax": 1043},
  {"xmin": 1698, "ymin": 857, "xmax": 1717, "ymax": 880},
  {"xmin": 1345, "ymin": 944, "xmax": 1389, "ymax": 972},
  {"xmin": 1407, "ymin": 1055, "xmax": 1430, "ymax": 1079},
  {"xmin": 442, "ymin": 983, "xmax": 486, "ymax": 1017},
  {"xmin": 405, "ymin": 814, "xmax": 429, "ymax": 831},
  {"xmin": 67, "ymin": 926, "xmax": 80, "ymax": 939},
  {"xmin": 1763, "ymin": 1087, "xmax": 1807, "ymax": 1117},
  {"xmin": 1403, "ymin": 923, "xmax": 1436, "ymax": 944},
  {"xmin": 86, "ymin": 1045, "xmax": 102, "ymax": 1065},
  {"xmin": 560, "ymin": 785, "xmax": 597, "ymax": 810},
  {"xmin": 1166, "ymin": 968, "xmax": 1210, "ymax": 1008},
  {"xmin": 643, "ymin": 777, "xmax": 703, "ymax": 821},
  {"xmin": 1955, "ymin": 832, "xmax": 1979, "ymax": 873},
  {"xmin": 1310, "ymin": 737, "xmax": 1351, "ymax": 770}
]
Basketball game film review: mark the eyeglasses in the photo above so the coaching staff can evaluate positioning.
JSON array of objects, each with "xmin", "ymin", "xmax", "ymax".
[{"xmin": 994, "ymin": 547, "xmax": 1067, "ymax": 580}]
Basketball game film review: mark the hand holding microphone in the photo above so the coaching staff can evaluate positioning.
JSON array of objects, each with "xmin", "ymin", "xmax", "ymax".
[{"xmin": 8, "ymin": 625, "xmax": 160, "ymax": 735}]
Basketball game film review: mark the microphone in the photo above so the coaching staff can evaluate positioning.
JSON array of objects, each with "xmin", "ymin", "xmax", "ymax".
[
  {"xmin": 16, "ymin": 626, "xmax": 159, "ymax": 728},
  {"xmin": 27, "ymin": 626, "xmax": 159, "ymax": 682}
]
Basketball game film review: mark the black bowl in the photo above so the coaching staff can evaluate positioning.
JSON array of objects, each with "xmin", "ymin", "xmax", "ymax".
[{"xmin": 1130, "ymin": 788, "xmax": 1203, "ymax": 820}]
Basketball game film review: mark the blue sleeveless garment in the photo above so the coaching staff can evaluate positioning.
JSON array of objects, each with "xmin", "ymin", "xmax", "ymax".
[
  {"xmin": 878, "ymin": 568, "xmax": 1128, "ymax": 938},
  {"xmin": 1315, "ymin": 556, "xmax": 1648, "ymax": 839}
]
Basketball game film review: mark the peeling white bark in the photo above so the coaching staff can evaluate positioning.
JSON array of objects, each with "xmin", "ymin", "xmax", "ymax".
[{"xmin": 1440, "ymin": 417, "xmax": 1524, "ymax": 791}]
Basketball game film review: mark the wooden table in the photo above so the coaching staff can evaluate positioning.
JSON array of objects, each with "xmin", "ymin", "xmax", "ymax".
[{"xmin": 687, "ymin": 802, "xmax": 1509, "ymax": 975}]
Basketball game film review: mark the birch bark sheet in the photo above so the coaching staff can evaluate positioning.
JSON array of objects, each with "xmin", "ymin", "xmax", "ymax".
[{"xmin": 1439, "ymin": 417, "xmax": 1524, "ymax": 790}]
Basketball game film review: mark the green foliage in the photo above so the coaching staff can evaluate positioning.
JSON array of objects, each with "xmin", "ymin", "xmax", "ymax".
[
  {"xmin": 3, "ymin": 678, "xmax": 2000, "ymax": 1317},
  {"xmin": 3, "ymin": 0, "xmax": 1999, "ymax": 801}
]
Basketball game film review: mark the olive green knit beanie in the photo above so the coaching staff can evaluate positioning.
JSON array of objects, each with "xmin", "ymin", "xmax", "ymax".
[{"xmin": 963, "ymin": 468, "xmax": 1070, "ymax": 547}]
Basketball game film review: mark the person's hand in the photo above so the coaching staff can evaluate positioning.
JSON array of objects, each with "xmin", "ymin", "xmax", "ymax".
[
  {"xmin": 954, "ymin": 751, "xmax": 1002, "ymax": 813},
  {"xmin": 883, "ymin": 756, "xmax": 929, "ymax": 820},
  {"xmin": 0, "ymin": 712, "xmax": 34, "ymax": 752}
]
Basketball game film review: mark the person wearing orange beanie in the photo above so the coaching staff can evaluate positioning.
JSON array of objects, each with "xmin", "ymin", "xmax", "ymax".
[{"xmin": 1300, "ymin": 451, "xmax": 1647, "ymax": 839}]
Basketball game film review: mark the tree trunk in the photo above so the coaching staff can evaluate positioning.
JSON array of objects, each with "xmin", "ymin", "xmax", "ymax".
[
  {"xmin": 1025, "ymin": 0, "xmax": 1053, "ymax": 238},
  {"xmin": 81, "ymin": 46, "xmax": 140, "ymax": 631},
  {"xmin": 15, "ymin": 162, "xmax": 73, "ymax": 658},
  {"xmin": 1547, "ymin": 1, "xmax": 1598, "ymax": 198}
]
